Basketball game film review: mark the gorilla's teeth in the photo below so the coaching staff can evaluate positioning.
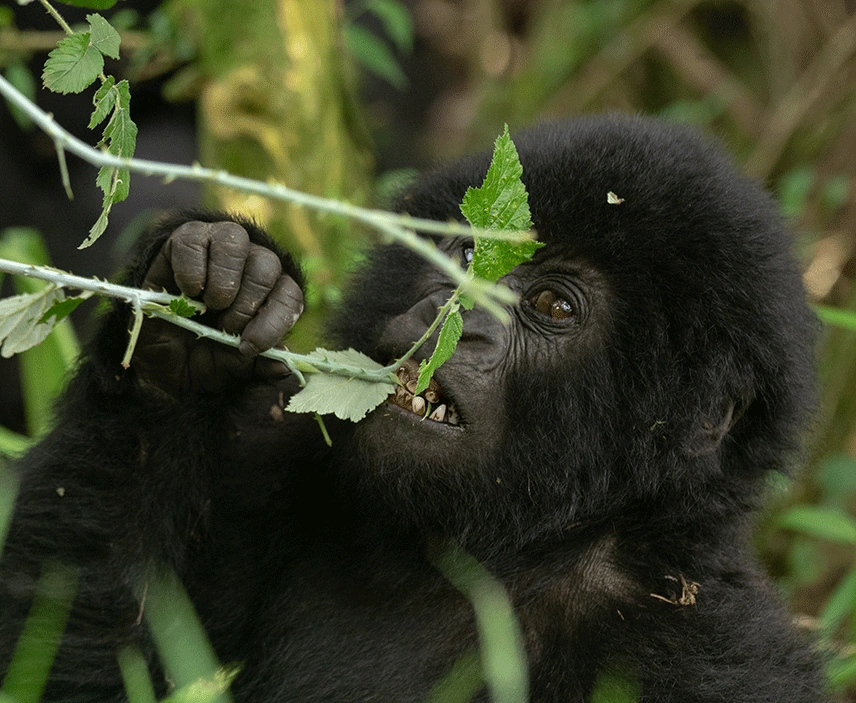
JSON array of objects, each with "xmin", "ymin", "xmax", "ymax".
[
  {"xmin": 447, "ymin": 406, "xmax": 459, "ymax": 425},
  {"xmin": 394, "ymin": 386, "xmax": 410, "ymax": 407},
  {"xmin": 429, "ymin": 404, "xmax": 446, "ymax": 422},
  {"xmin": 396, "ymin": 365, "xmax": 411, "ymax": 384},
  {"xmin": 424, "ymin": 389, "xmax": 439, "ymax": 404},
  {"xmin": 405, "ymin": 380, "xmax": 418, "ymax": 394},
  {"xmin": 411, "ymin": 396, "xmax": 426, "ymax": 415}
]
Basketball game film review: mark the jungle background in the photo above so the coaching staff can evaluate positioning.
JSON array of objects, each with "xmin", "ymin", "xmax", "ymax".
[{"xmin": 2, "ymin": 0, "xmax": 856, "ymax": 698}]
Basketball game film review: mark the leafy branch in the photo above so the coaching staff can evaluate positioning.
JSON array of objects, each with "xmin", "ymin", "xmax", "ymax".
[{"xmin": 0, "ymin": 5, "xmax": 541, "ymax": 423}]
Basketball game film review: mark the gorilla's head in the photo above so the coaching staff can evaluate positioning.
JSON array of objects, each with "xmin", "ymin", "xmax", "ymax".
[{"xmin": 328, "ymin": 115, "xmax": 816, "ymax": 545}]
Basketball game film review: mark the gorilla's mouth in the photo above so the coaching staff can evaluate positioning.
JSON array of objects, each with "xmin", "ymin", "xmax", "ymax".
[{"xmin": 388, "ymin": 359, "xmax": 461, "ymax": 425}]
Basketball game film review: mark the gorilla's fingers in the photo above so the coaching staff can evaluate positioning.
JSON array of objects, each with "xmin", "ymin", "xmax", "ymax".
[
  {"xmin": 203, "ymin": 222, "xmax": 251, "ymax": 310},
  {"xmin": 168, "ymin": 221, "xmax": 213, "ymax": 297},
  {"xmin": 239, "ymin": 276, "xmax": 304, "ymax": 356},
  {"xmin": 143, "ymin": 243, "xmax": 180, "ymax": 293},
  {"xmin": 219, "ymin": 244, "xmax": 283, "ymax": 335}
]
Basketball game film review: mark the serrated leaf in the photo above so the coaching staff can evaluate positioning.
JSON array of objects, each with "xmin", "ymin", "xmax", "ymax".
[
  {"xmin": 0, "ymin": 287, "xmax": 66, "ymax": 358},
  {"xmin": 367, "ymin": 0, "xmax": 413, "ymax": 53},
  {"xmin": 168, "ymin": 297, "xmax": 197, "ymax": 318},
  {"xmin": 89, "ymin": 75, "xmax": 117, "ymax": 128},
  {"xmin": 461, "ymin": 125, "xmax": 542, "ymax": 283},
  {"xmin": 103, "ymin": 93, "xmax": 137, "ymax": 159},
  {"xmin": 777, "ymin": 506, "xmax": 856, "ymax": 545},
  {"xmin": 56, "ymin": 0, "xmax": 119, "ymax": 7},
  {"xmin": 87, "ymin": 13, "xmax": 121, "ymax": 59},
  {"xmin": 343, "ymin": 24, "xmax": 407, "ymax": 90},
  {"xmin": 42, "ymin": 32, "xmax": 104, "ymax": 94},
  {"xmin": 415, "ymin": 308, "xmax": 462, "ymax": 395},
  {"xmin": 80, "ymin": 205, "xmax": 111, "ymax": 249},
  {"xmin": 461, "ymin": 126, "xmax": 532, "ymax": 232},
  {"xmin": 39, "ymin": 296, "xmax": 86, "ymax": 325},
  {"xmin": 286, "ymin": 348, "xmax": 395, "ymax": 422}
]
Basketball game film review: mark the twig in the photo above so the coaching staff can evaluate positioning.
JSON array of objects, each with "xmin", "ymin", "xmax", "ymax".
[
  {"xmin": 0, "ymin": 74, "xmax": 525, "ymax": 313},
  {"xmin": 0, "ymin": 258, "xmax": 398, "ymax": 385}
]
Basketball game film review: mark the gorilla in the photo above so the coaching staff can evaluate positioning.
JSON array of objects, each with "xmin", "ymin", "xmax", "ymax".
[{"xmin": 0, "ymin": 114, "xmax": 827, "ymax": 702}]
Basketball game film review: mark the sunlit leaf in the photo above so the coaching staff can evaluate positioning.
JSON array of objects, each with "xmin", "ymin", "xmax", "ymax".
[
  {"xmin": 286, "ymin": 349, "xmax": 395, "ymax": 422},
  {"xmin": 87, "ymin": 13, "xmax": 121, "ymax": 59},
  {"xmin": 42, "ymin": 32, "xmax": 103, "ymax": 94},
  {"xmin": 461, "ymin": 125, "xmax": 541, "ymax": 283},
  {"xmin": 0, "ymin": 288, "xmax": 66, "ymax": 358}
]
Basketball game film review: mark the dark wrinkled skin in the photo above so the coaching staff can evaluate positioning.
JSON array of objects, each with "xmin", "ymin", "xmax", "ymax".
[{"xmin": 0, "ymin": 117, "xmax": 828, "ymax": 703}]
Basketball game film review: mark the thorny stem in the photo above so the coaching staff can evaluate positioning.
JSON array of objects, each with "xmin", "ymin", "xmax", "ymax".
[
  {"xmin": 0, "ymin": 258, "xmax": 398, "ymax": 386},
  {"xmin": 38, "ymin": 0, "xmax": 74, "ymax": 37},
  {"xmin": 0, "ymin": 74, "xmax": 524, "ymax": 312}
]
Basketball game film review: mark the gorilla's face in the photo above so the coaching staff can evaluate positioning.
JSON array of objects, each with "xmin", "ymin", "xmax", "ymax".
[
  {"xmin": 346, "ymin": 233, "xmax": 613, "ymax": 531},
  {"xmin": 329, "ymin": 115, "xmax": 816, "ymax": 541}
]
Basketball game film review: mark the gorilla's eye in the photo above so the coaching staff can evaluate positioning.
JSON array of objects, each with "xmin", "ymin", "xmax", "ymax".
[
  {"xmin": 462, "ymin": 243, "xmax": 475, "ymax": 266},
  {"xmin": 530, "ymin": 289, "xmax": 574, "ymax": 320}
]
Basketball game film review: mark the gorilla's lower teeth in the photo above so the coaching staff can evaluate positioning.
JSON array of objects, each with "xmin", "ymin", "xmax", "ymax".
[
  {"xmin": 429, "ymin": 404, "xmax": 446, "ymax": 422},
  {"xmin": 447, "ymin": 406, "xmax": 459, "ymax": 425},
  {"xmin": 412, "ymin": 396, "xmax": 426, "ymax": 415}
]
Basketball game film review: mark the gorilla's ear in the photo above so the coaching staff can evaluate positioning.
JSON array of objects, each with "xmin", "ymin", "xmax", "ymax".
[{"xmin": 684, "ymin": 398, "xmax": 747, "ymax": 457}]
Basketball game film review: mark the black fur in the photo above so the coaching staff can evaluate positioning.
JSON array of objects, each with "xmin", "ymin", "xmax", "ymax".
[{"xmin": 0, "ymin": 115, "xmax": 826, "ymax": 702}]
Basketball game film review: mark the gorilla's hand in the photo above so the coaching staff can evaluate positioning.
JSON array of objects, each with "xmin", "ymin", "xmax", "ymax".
[{"xmin": 134, "ymin": 220, "xmax": 304, "ymax": 395}]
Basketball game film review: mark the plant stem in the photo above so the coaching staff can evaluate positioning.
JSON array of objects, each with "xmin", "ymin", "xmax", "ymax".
[
  {"xmin": 0, "ymin": 74, "xmax": 525, "ymax": 313},
  {"xmin": 0, "ymin": 258, "xmax": 397, "ymax": 385},
  {"xmin": 38, "ymin": 0, "xmax": 74, "ymax": 36}
]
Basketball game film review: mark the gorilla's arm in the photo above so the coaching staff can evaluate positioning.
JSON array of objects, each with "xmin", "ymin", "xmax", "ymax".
[{"xmin": 0, "ymin": 213, "xmax": 307, "ymax": 697}]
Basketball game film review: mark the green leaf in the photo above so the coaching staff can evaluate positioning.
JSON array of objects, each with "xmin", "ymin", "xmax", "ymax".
[
  {"xmin": 143, "ymin": 572, "xmax": 226, "ymax": 696},
  {"xmin": 4, "ymin": 62, "xmax": 37, "ymax": 130},
  {"xmin": 0, "ymin": 426, "xmax": 31, "ymax": 459},
  {"xmin": 415, "ymin": 308, "xmax": 463, "ymax": 395},
  {"xmin": 56, "ymin": 0, "xmax": 119, "ymax": 9},
  {"xmin": 89, "ymin": 75, "xmax": 117, "ymax": 128},
  {"xmin": 39, "ymin": 296, "xmax": 86, "ymax": 325},
  {"xmin": 118, "ymin": 647, "xmax": 158, "ymax": 703},
  {"xmin": 461, "ymin": 125, "xmax": 542, "ymax": 282},
  {"xmin": 776, "ymin": 505, "xmax": 856, "ymax": 545},
  {"xmin": 819, "ymin": 565, "xmax": 856, "ymax": 634},
  {"xmin": 0, "ymin": 228, "xmax": 81, "ymax": 436},
  {"xmin": 816, "ymin": 305, "xmax": 856, "ymax": 331},
  {"xmin": 1, "ymin": 562, "xmax": 79, "ymax": 703},
  {"xmin": 827, "ymin": 654, "xmax": 856, "ymax": 689},
  {"xmin": 168, "ymin": 297, "xmax": 198, "ymax": 318},
  {"xmin": 286, "ymin": 349, "xmax": 395, "ymax": 422},
  {"xmin": 87, "ymin": 13, "xmax": 121, "ymax": 59},
  {"xmin": 343, "ymin": 24, "xmax": 407, "ymax": 90},
  {"xmin": 80, "ymin": 205, "xmax": 112, "ymax": 249},
  {"xmin": 0, "ymin": 288, "xmax": 66, "ymax": 358},
  {"xmin": 367, "ymin": 0, "xmax": 413, "ymax": 53},
  {"xmin": 42, "ymin": 32, "xmax": 104, "ymax": 94}
]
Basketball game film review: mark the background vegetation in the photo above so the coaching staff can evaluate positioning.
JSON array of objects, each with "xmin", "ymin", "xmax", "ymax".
[{"xmin": 2, "ymin": 0, "xmax": 856, "ymax": 699}]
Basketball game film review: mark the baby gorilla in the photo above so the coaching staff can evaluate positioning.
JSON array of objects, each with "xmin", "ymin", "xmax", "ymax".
[{"xmin": 0, "ymin": 115, "xmax": 827, "ymax": 702}]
